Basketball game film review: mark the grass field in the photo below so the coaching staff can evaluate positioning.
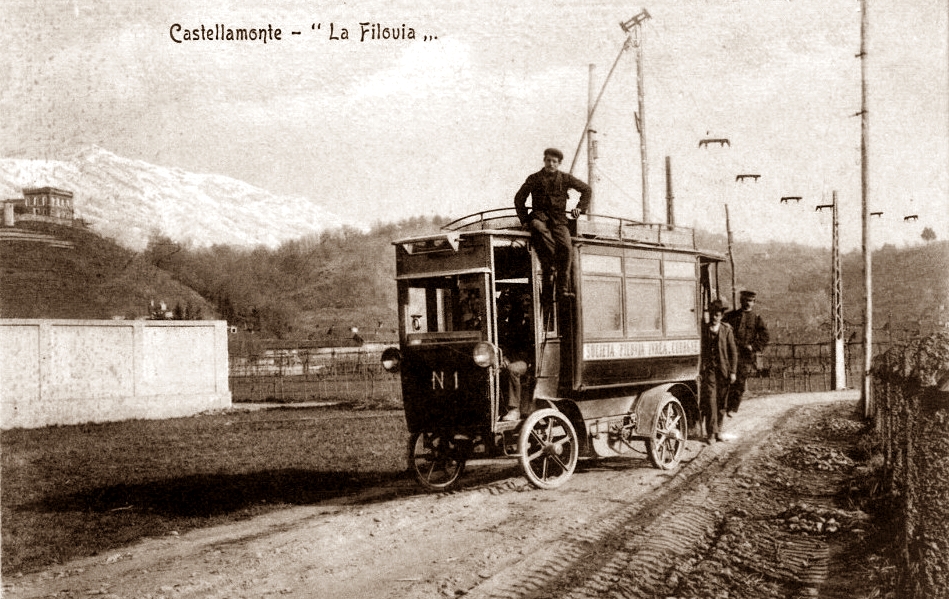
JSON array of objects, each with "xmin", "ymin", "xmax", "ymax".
[{"xmin": 1, "ymin": 406, "xmax": 410, "ymax": 576}]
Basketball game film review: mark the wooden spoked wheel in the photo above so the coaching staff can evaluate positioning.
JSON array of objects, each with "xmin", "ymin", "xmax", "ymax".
[
  {"xmin": 646, "ymin": 396, "xmax": 687, "ymax": 470},
  {"xmin": 408, "ymin": 432, "xmax": 467, "ymax": 491},
  {"xmin": 517, "ymin": 409, "xmax": 579, "ymax": 489}
]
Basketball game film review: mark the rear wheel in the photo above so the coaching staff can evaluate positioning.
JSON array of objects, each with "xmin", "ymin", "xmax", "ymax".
[
  {"xmin": 408, "ymin": 432, "xmax": 467, "ymax": 491},
  {"xmin": 518, "ymin": 409, "xmax": 579, "ymax": 489},
  {"xmin": 646, "ymin": 396, "xmax": 687, "ymax": 470}
]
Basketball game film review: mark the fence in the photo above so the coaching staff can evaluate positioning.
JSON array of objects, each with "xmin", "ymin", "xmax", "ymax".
[
  {"xmin": 871, "ymin": 332, "xmax": 949, "ymax": 599},
  {"xmin": 747, "ymin": 340, "xmax": 891, "ymax": 394},
  {"xmin": 229, "ymin": 344, "xmax": 400, "ymax": 404},
  {"xmin": 227, "ymin": 338, "xmax": 896, "ymax": 404}
]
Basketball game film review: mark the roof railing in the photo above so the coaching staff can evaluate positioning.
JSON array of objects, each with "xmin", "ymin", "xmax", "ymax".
[{"xmin": 442, "ymin": 208, "xmax": 696, "ymax": 250}]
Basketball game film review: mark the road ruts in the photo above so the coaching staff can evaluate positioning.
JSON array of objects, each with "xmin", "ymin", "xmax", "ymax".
[{"xmin": 465, "ymin": 391, "xmax": 851, "ymax": 599}]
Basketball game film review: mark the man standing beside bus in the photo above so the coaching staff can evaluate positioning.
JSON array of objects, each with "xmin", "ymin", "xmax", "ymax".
[
  {"xmin": 724, "ymin": 290, "xmax": 770, "ymax": 414},
  {"xmin": 702, "ymin": 299, "xmax": 738, "ymax": 443},
  {"xmin": 514, "ymin": 148, "xmax": 592, "ymax": 298}
]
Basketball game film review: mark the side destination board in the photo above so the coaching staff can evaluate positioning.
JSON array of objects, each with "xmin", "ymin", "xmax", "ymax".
[{"xmin": 583, "ymin": 338, "xmax": 700, "ymax": 361}]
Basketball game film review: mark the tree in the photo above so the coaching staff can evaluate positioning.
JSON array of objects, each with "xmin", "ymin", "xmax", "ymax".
[{"xmin": 921, "ymin": 227, "xmax": 937, "ymax": 242}]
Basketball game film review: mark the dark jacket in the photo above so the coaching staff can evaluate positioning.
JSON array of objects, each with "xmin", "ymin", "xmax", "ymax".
[
  {"xmin": 514, "ymin": 169, "xmax": 592, "ymax": 226},
  {"xmin": 723, "ymin": 309, "xmax": 770, "ymax": 361},
  {"xmin": 703, "ymin": 321, "xmax": 738, "ymax": 379}
]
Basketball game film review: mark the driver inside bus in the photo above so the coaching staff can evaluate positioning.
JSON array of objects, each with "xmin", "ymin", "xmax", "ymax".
[
  {"xmin": 458, "ymin": 287, "xmax": 483, "ymax": 331},
  {"xmin": 498, "ymin": 290, "xmax": 533, "ymax": 421}
]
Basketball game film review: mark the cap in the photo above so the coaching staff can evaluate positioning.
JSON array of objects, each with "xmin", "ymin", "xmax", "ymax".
[
  {"xmin": 709, "ymin": 299, "xmax": 727, "ymax": 314},
  {"xmin": 543, "ymin": 147, "xmax": 564, "ymax": 162},
  {"xmin": 739, "ymin": 290, "xmax": 757, "ymax": 300}
]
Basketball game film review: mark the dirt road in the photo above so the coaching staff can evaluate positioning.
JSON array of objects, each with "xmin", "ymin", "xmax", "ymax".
[{"xmin": 7, "ymin": 390, "xmax": 870, "ymax": 599}]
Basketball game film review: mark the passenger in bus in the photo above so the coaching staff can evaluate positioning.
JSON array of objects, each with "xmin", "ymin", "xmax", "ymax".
[
  {"xmin": 701, "ymin": 299, "xmax": 738, "ymax": 443},
  {"xmin": 458, "ymin": 287, "xmax": 483, "ymax": 331},
  {"xmin": 513, "ymin": 147, "xmax": 592, "ymax": 298},
  {"xmin": 498, "ymin": 290, "xmax": 533, "ymax": 421},
  {"xmin": 723, "ymin": 290, "xmax": 770, "ymax": 415}
]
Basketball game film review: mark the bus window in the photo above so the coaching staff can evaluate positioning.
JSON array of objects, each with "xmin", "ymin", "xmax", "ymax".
[
  {"xmin": 580, "ymin": 249, "xmax": 698, "ymax": 340},
  {"xmin": 624, "ymin": 251, "xmax": 662, "ymax": 337},
  {"xmin": 582, "ymin": 277, "xmax": 623, "ymax": 337},
  {"xmin": 625, "ymin": 279, "xmax": 662, "ymax": 335},
  {"xmin": 663, "ymin": 256, "xmax": 697, "ymax": 336},
  {"xmin": 580, "ymin": 253, "xmax": 623, "ymax": 338}
]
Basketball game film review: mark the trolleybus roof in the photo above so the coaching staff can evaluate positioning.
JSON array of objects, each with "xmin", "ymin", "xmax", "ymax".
[{"xmin": 394, "ymin": 208, "xmax": 725, "ymax": 262}]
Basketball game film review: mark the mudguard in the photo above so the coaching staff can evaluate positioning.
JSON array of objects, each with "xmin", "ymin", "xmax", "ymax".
[{"xmin": 633, "ymin": 383, "xmax": 696, "ymax": 437}]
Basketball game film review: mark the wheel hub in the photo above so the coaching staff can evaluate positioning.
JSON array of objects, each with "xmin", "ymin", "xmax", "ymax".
[{"xmin": 542, "ymin": 441, "xmax": 563, "ymax": 457}]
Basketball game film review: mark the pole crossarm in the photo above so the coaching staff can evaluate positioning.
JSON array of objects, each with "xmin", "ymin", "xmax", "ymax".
[{"xmin": 620, "ymin": 9, "xmax": 652, "ymax": 33}]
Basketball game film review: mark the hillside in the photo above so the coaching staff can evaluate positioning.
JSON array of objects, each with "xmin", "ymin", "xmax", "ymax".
[
  {"xmin": 3, "ymin": 219, "xmax": 945, "ymax": 345},
  {"xmin": 140, "ymin": 216, "xmax": 448, "ymax": 342},
  {"xmin": 698, "ymin": 233, "xmax": 949, "ymax": 343},
  {"xmin": 0, "ymin": 221, "xmax": 214, "ymax": 320},
  {"xmin": 0, "ymin": 146, "xmax": 360, "ymax": 251}
]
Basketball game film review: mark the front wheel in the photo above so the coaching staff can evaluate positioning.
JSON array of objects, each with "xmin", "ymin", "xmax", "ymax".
[
  {"xmin": 518, "ymin": 408, "xmax": 579, "ymax": 489},
  {"xmin": 646, "ymin": 396, "xmax": 687, "ymax": 470},
  {"xmin": 408, "ymin": 432, "xmax": 467, "ymax": 491}
]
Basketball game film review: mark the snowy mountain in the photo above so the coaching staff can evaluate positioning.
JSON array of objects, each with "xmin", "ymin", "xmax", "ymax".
[{"xmin": 0, "ymin": 147, "xmax": 360, "ymax": 250}]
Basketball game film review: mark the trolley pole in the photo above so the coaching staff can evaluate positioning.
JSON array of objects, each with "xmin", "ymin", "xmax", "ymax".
[{"xmin": 621, "ymin": 9, "xmax": 651, "ymax": 223}]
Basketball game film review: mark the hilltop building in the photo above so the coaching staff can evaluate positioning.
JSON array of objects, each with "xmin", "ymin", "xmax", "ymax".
[{"xmin": 3, "ymin": 187, "xmax": 75, "ymax": 227}]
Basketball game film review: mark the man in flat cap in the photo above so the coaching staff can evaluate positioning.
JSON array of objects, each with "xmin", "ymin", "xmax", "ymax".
[
  {"xmin": 723, "ymin": 290, "xmax": 770, "ymax": 414},
  {"xmin": 514, "ymin": 148, "xmax": 592, "ymax": 298}
]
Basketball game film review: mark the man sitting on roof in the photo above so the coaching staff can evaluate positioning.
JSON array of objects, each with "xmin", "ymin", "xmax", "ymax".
[{"xmin": 514, "ymin": 147, "xmax": 592, "ymax": 298}]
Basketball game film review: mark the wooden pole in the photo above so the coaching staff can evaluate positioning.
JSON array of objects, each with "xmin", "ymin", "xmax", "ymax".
[
  {"xmin": 860, "ymin": 0, "xmax": 873, "ymax": 417},
  {"xmin": 633, "ymin": 23, "xmax": 650, "ymax": 223},
  {"xmin": 832, "ymin": 191, "xmax": 846, "ymax": 390},
  {"xmin": 725, "ymin": 203, "xmax": 736, "ymax": 309},
  {"xmin": 587, "ymin": 64, "xmax": 597, "ymax": 211}
]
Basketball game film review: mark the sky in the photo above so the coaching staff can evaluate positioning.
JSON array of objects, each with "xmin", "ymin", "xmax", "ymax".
[{"xmin": 1, "ymin": 0, "xmax": 947, "ymax": 251}]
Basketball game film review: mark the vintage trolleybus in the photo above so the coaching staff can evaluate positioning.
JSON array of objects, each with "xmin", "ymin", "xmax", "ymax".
[{"xmin": 380, "ymin": 209, "xmax": 725, "ymax": 491}]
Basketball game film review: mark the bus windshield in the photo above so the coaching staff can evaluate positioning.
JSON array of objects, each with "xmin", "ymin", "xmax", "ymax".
[{"xmin": 399, "ymin": 273, "xmax": 487, "ymax": 345}]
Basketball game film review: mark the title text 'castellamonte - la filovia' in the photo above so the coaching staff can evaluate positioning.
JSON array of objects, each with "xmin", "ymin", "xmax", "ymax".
[{"xmin": 169, "ymin": 23, "xmax": 430, "ymax": 44}]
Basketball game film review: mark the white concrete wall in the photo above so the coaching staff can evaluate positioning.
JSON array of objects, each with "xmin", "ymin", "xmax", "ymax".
[{"xmin": 0, "ymin": 320, "xmax": 231, "ymax": 429}]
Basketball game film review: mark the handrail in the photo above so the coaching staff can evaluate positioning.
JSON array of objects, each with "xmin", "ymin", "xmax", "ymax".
[
  {"xmin": 441, "ymin": 208, "xmax": 523, "ymax": 232},
  {"xmin": 441, "ymin": 208, "xmax": 697, "ymax": 250}
]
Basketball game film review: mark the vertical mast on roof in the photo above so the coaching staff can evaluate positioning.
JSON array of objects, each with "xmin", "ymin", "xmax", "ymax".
[
  {"xmin": 587, "ymin": 64, "xmax": 598, "ymax": 213},
  {"xmin": 621, "ymin": 9, "xmax": 652, "ymax": 223}
]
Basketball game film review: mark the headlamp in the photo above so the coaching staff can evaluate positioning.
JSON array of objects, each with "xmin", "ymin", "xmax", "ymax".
[
  {"xmin": 380, "ymin": 347, "xmax": 402, "ymax": 372},
  {"xmin": 472, "ymin": 342, "xmax": 497, "ymax": 368}
]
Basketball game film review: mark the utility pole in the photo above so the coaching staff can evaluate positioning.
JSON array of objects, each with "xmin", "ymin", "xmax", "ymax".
[
  {"xmin": 731, "ymin": 173, "xmax": 760, "ymax": 310},
  {"xmin": 587, "ymin": 64, "xmax": 598, "ymax": 212},
  {"xmin": 621, "ymin": 9, "xmax": 651, "ymax": 223},
  {"xmin": 859, "ymin": 0, "xmax": 873, "ymax": 417},
  {"xmin": 665, "ymin": 156, "xmax": 674, "ymax": 226},
  {"xmin": 832, "ymin": 191, "xmax": 846, "ymax": 391},
  {"xmin": 725, "ymin": 203, "xmax": 736, "ymax": 309},
  {"xmin": 818, "ymin": 192, "xmax": 846, "ymax": 390}
]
